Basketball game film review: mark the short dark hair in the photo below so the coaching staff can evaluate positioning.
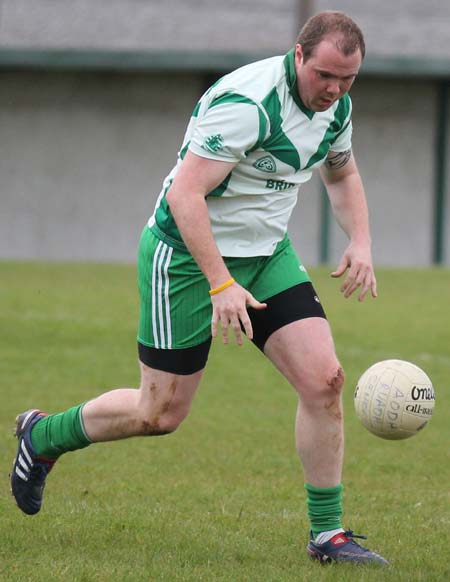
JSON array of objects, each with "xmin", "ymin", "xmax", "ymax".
[{"xmin": 296, "ymin": 11, "xmax": 365, "ymax": 62}]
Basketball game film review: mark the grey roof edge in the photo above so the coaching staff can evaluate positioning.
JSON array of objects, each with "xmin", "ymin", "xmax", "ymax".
[{"xmin": 0, "ymin": 48, "xmax": 449, "ymax": 78}]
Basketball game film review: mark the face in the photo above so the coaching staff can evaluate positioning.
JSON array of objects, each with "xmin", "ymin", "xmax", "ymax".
[{"xmin": 294, "ymin": 37, "xmax": 361, "ymax": 112}]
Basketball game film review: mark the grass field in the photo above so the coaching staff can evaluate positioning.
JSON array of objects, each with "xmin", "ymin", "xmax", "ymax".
[{"xmin": 1, "ymin": 261, "xmax": 449, "ymax": 581}]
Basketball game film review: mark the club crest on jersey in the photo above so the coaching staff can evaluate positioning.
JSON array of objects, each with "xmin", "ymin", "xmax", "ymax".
[
  {"xmin": 202, "ymin": 134, "xmax": 224, "ymax": 153},
  {"xmin": 253, "ymin": 155, "xmax": 277, "ymax": 173}
]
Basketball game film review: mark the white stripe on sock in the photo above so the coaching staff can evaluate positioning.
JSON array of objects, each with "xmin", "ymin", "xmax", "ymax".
[
  {"xmin": 78, "ymin": 404, "xmax": 93, "ymax": 443},
  {"xmin": 314, "ymin": 528, "xmax": 345, "ymax": 544}
]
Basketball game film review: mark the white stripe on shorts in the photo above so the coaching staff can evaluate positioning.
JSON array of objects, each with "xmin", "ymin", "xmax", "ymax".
[
  {"xmin": 156, "ymin": 244, "xmax": 168, "ymax": 348},
  {"xmin": 151, "ymin": 241, "xmax": 173, "ymax": 349},
  {"xmin": 163, "ymin": 246, "xmax": 173, "ymax": 348},
  {"xmin": 151, "ymin": 241, "xmax": 163, "ymax": 348}
]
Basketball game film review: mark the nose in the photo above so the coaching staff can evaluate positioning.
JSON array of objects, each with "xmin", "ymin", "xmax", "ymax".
[{"xmin": 327, "ymin": 81, "xmax": 341, "ymax": 95}]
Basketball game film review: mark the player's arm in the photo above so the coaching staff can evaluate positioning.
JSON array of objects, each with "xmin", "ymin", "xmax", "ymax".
[
  {"xmin": 166, "ymin": 150, "xmax": 266, "ymax": 344},
  {"xmin": 320, "ymin": 149, "xmax": 377, "ymax": 301}
]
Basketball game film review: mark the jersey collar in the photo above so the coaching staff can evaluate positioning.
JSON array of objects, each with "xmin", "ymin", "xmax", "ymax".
[{"xmin": 283, "ymin": 48, "xmax": 315, "ymax": 120}]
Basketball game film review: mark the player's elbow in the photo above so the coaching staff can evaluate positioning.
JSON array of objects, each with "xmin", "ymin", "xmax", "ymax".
[
  {"xmin": 165, "ymin": 185, "xmax": 180, "ymax": 211},
  {"xmin": 166, "ymin": 184, "xmax": 206, "ymax": 216}
]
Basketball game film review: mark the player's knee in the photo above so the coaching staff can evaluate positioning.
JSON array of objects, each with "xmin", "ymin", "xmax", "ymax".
[
  {"xmin": 300, "ymin": 364, "xmax": 345, "ymax": 403},
  {"xmin": 315, "ymin": 365, "xmax": 345, "ymax": 406},
  {"xmin": 140, "ymin": 419, "xmax": 178, "ymax": 436},
  {"xmin": 326, "ymin": 365, "xmax": 345, "ymax": 396},
  {"xmin": 139, "ymin": 416, "xmax": 179, "ymax": 436},
  {"xmin": 138, "ymin": 404, "xmax": 186, "ymax": 436}
]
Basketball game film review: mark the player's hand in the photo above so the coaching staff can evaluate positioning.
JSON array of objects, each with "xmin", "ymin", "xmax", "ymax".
[
  {"xmin": 331, "ymin": 241, "xmax": 377, "ymax": 301},
  {"xmin": 210, "ymin": 282, "xmax": 267, "ymax": 344}
]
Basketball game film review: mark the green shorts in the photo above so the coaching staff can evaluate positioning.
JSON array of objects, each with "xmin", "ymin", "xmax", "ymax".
[{"xmin": 137, "ymin": 225, "xmax": 312, "ymax": 350}]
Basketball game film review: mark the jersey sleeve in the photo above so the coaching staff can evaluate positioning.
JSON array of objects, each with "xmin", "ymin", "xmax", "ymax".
[
  {"xmin": 330, "ymin": 94, "xmax": 353, "ymax": 152},
  {"xmin": 330, "ymin": 119, "xmax": 353, "ymax": 152},
  {"xmin": 189, "ymin": 94, "xmax": 267, "ymax": 162}
]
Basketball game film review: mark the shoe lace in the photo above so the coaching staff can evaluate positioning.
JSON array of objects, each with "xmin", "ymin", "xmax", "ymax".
[
  {"xmin": 343, "ymin": 530, "xmax": 367, "ymax": 541},
  {"xmin": 343, "ymin": 530, "xmax": 370, "ymax": 551}
]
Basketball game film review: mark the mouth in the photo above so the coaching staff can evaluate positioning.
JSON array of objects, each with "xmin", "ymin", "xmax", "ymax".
[{"xmin": 319, "ymin": 97, "xmax": 334, "ymax": 106}]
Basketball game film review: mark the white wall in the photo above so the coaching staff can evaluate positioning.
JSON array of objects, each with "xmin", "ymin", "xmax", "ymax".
[
  {"xmin": 2, "ymin": 0, "xmax": 450, "ymax": 60},
  {"xmin": 444, "ymin": 89, "xmax": 450, "ymax": 265},
  {"xmin": 0, "ymin": 72, "xmax": 447, "ymax": 266},
  {"xmin": 316, "ymin": 0, "xmax": 450, "ymax": 59},
  {"xmin": 332, "ymin": 79, "xmax": 436, "ymax": 267},
  {"xmin": 0, "ymin": 71, "xmax": 204, "ymax": 261},
  {"xmin": 0, "ymin": 0, "xmax": 298, "ymax": 53}
]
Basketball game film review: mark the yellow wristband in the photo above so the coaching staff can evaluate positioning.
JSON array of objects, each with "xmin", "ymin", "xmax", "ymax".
[{"xmin": 209, "ymin": 277, "xmax": 235, "ymax": 296}]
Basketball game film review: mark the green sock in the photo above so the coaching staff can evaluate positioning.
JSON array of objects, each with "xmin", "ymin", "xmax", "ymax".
[
  {"xmin": 305, "ymin": 483, "xmax": 344, "ymax": 538},
  {"xmin": 30, "ymin": 404, "xmax": 91, "ymax": 459}
]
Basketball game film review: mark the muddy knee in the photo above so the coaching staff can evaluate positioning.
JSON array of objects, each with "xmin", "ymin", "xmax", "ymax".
[
  {"xmin": 139, "ymin": 419, "xmax": 177, "ymax": 436},
  {"xmin": 321, "ymin": 367, "xmax": 345, "ymax": 421},
  {"xmin": 138, "ymin": 402, "xmax": 187, "ymax": 436},
  {"xmin": 326, "ymin": 366, "xmax": 345, "ymax": 397},
  {"xmin": 137, "ymin": 367, "xmax": 201, "ymax": 436},
  {"xmin": 300, "ymin": 365, "xmax": 345, "ymax": 405}
]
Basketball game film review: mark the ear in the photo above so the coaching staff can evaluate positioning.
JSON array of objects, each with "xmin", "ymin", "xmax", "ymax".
[{"xmin": 295, "ymin": 43, "xmax": 304, "ymax": 64}]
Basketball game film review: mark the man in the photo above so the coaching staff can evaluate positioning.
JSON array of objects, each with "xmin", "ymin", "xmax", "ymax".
[{"xmin": 11, "ymin": 11, "xmax": 388, "ymax": 565}]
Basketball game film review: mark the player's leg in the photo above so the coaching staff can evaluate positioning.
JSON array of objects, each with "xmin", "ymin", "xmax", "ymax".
[
  {"xmin": 11, "ymin": 226, "xmax": 213, "ymax": 514},
  {"xmin": 82, "ymin": 357, "xmax": 207, "ymax": 442},
  {"xmin": 33, "ymin": 359, "xmax": 206, "ymax": 449},
  {"xmin": 10, "ymin": 356, "xmax": 207, "ymax": 515},
  {"xmin": 240, "ymin": 237, "xmax": 388, "ymax": 564},
  {"xmin": 263, "ymin": 316, "xmax": 346, "ymax": 544},
  {"xmin": 248, "ymin": 283, "xmax": 346, "ymax": 540},
  {"xmin": 264, "ymin": 317, "xmax": 344, "ymax": 487},
  {"xmin": 252, "ymin": 293, "xmax": 387, "ymax": 564}
]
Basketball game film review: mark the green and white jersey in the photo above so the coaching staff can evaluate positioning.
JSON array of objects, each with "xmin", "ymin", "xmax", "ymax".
[{"xmin": 149, "ymin": 48, "xmax": 353, "ymax": 257}]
